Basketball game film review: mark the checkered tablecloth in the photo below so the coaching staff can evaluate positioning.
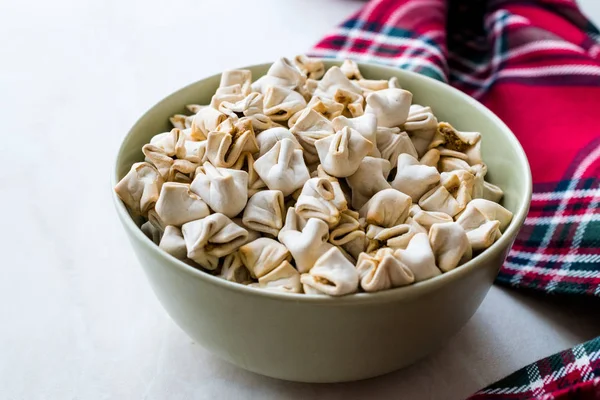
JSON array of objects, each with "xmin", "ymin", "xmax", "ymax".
[{"xmin": 310, "ymin": 0, "xmax": 600, "ymax": 397}]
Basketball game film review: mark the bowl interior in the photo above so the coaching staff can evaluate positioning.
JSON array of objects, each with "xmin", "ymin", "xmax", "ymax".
[{"xmin": 113, "ymin": 60, "xmax": 531, "ymax": 300}]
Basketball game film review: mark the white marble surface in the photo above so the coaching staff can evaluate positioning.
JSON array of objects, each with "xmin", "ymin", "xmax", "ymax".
[{"xmin": 1, "ymin": 0, "xmax": 600, "ymax": 399}]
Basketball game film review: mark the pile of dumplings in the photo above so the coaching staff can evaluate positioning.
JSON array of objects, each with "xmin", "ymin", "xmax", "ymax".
[{"xmin": 115, "ymin": 56, "xmax": 513, "ymax": 296}]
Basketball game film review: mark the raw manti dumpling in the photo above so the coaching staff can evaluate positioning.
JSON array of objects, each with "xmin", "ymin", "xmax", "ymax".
[
  {"xmin": 429, "ymin": 128, "xmax": 445, "ymax": 149},
  {"xmin": 254, "ymin": 138, "xmax": 310, "ymax": 196},
  {"xmin": 328, "ymin": 207, "xmax": 360, "ymax": 234},
  {"xmin": 438, "ymin": 148, "xmax": 470, "ymax": 160},
  {"xmin": 298, "ymin": 96, "xmax": 344, "ymax": 122},
  {"xmin": 340, "ymin": 59, "xmax": 363, "ymax": 80},
  {"xmin": 363, "ymin": 223, "xmax": 385, "ymax": 253},
  {"xmin": 332, "ymin": 114, "xmax": 379, "ymax": 157},
  {"xmin": 439, "ymin": 156, "xmax": 471, "ymax": 172},
  {"xmin": 466, "ymin": 220, "xmax": 502, "ymax": 251},
  {"xmin": 220, "ymin": 69, "xmax": 252, "ymax": 96},
  {"xmin": 437, "ymin": 122, "xmax": 482, "ymax": 152},
  {"xmin": 294, "ymin": 55, "xmax": 325, "ymax": 80},
  {"xmin": 219, "ymin": 251, "xmax": 252, "ymax": 284},
  {"xmin": 251, "ymin": 57, "xmax": 305, "ymax": 93},
  {"xmin": 243, "ymin": 115, "xmax": 272, "ymax": 135},
  {"xmin": 279, "ymin": 203, "xmax": 307, "ymax": 230},
  {"xmin": 314, "ymin": 66, "xmax": 362, "ymax": 98},
  {"xmin": 191, "ymin": 107, "xmax": 227, "ymax": 140},
  {"xmin": 141, "ymin": 218, "xmax": 163, "ymax": 245},
  {"xmin": 483, "ymin": 181, "xmax": 504, "ymax": 203},
  {"xmin": 404, "ymin": 105, "xmax": 438, "ymax": 131},
  {"xmin": 298, "ymin": 78, "xmax": 319, "ymax": 101},
  {"xmin": 395, "ymin": 232, "xmax": 441, "ymax": 282},
  {"xmin": 455, "ymin": 200, "xmax": 511, "ymax": 251},
  {"xmin": 367, "ymin": 217, "xmax": 427, "ymax": 250},
  {"xmin": 142, "ymin": 143, "xmax": 173, "ymax": 178},
  {"xmin": 190, "ymin": 162, "xmax": 248, "ymax": 218},
  {"xmin": 115, "ymin": 162, "xmax": 164, "ymax": 216},
  {"xmin": 329, "ymin": 209, "xmax": 367, "ymax": 260},
  {"xmin": 278, "ymin": 208, "xmax": 334, "ymax": 273},
  {"xmin": 205, "ymin": 129, "xmax": 259, "ymax": 168},
  {"xmin": 231, "ymin": 152, "xmax": 266, "ymax": 197},
  {"xmin": 457, "ymin": 198, "xmax": 513, "ymax": 233},
  {"xmin": 242, "ymin": 190, "xmax": 285, "ymax": 236},
  {"xmin": 429, "ymin": 222, "xmax": 472, "ymax": 272},
  {"xmin": 175, "ymin": 129, "xmax": 206, "ymax": 163},
  {"xmin": 210, "ymin": 85, "xmax": 246, "ymax": 109},
  {"xmin": 300, "ymin": 247, "xmax": 359, "ymax": 296},
  {"xmin": 357, "ymin": 79, "xmax": 390, "ymax": 93},
  {"xmin": 239, "ymin": 238, "xmax": 291, "ymax": 278},
  {"xmin": 420, "ymin": 148, "xmax": 440, "ymax": 167},
  {"xmin": 240, "ymin": 114, "xmax": 273, "ymax": 133},
  {"xmin": 216, "ymin": 116, "xmax": 248, "ymax": 137},
  {"xmin": 469, "ymin": 165, "xmax": 503, "ymax": 204},
  {"xmin": 289, "ymin": 108, "xmax": 335, "ymax": 164},
  {"xmin": 441, "ymin": 169, "xmax": 475, "ymax": 210},
  {"xmin": 404, "ymin": 105, "xmax": 438, "ymax": 157},
  {"xmin": 346, "ymin": 156, "xmax": 392, "ymax": 209},
  {"xmin": 418, "ymin": 169, "xmax": 474, "ymax": 217},
  {"xmin": 467, "ymin": 163, "xmax": 485, "ymax": 200},
  {"xmin": 295, "ymin": 177, "xmax": 346, "ymax": 227},
  {"xmin": 212, "ymin": 89, "xmax": 246, "ymax": 112},
  {"xmin": 149, "ymin": 129, "xmax": 178, "ymax": 156},
  {"xmin": 314, "ymin": 165, "xmax": 349, "ymax": 211},
  {"xmin": 142, "ymin": 207, "xmax": 164, "ymax": 244},
  {"xmin": 333, "ymin": 88, "xmax": 364, "ymax": 118},
  {"xmin": 255, "ymin": 127, "xmax": 302, "ymax": 158},
  {"xmin": 413, "ymin": 210, "xmax": 453, "ymax": 230},
  {"xmin": 252, "ymin": 76, "xmax": 297, "ymax": 94},
  {"xmin": 218, "ymin": 92, "xmax": 264, "ymax": 120},
  {"xmin": 265, "ymin": 57, "xmax": 306, "ymax": 89},
  {"xmin": 263, "ymin": 86, "xmax": 307, "ymax": 121},
  {"xmin": 315, "ymin": 126, "xmax": 373, "ymax": 177},
  {"xmin": 166, "ymin": 159, "xmax": 197, "ymax": 184},
  {"xmin": 359, "ymin": 188, "xmax": 412, "ymax": 228},
  {"xmin": 216, "ymin": 84, "xmax": 247, "ymax": 105},
  {"xmin": 169, "ymin": 114, "xmax": 190, "ymax": 130},
  {"xmin": 154, "ymin": 182, "xmax": 210, "ymax": 227},
  {"xmin": 257, "ymin": 260, "xmax": 302, "ymax": 293},
  {"xmin": 302, "ymin": 283, "xmax": 322, "ymax": 295},
  {"xmin": 391, "ymin": 154, "xmax": 440, "ymax": 201},
  {"xmin": 147, "ymin": 208, "xmax": 165, "ymax": 231},
  {"xmin": 376, "ymin": 127, "xmax": 418, "ymax": 168},
  {"xmin": 212, "ymin": 112, "xmax": 246, "ymax": 134},
  {"xmin": 365, "ymin": 88, "xmax": 413, "ymax": 128},
  {"xmin": 464, "ymin": 139, "xmax": 483, "ymax": 165},
  {"xmin": 356, "ymin": 247, "xmax": 415, "ymax": 292},
  {"xmin": 186, "ymin": 104, "xmax": 204, "ymax": 114},
  {"xmin": 181, "ymin": 213, "xmax": 249, "ymax": 269},
  {"xmin": 419, "ymin": 185, "xmax": 462, "ymax": 217},
  {"xmin": 159, "ymin": 225, "xmax": 187, "ymax": 260}
]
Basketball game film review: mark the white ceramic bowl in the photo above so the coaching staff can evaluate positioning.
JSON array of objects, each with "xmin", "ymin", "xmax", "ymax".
[{"xmin": 112, "ymin": 61, "xmax": 531, "ymax": 383}]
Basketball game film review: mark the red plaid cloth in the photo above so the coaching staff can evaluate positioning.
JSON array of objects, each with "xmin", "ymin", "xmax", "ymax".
[
  {"xmin": 468, "ymin": 337, "xmax": 600, "ymax": 400},
  {"xmin": 311, "ymin": 0, "xmax": 600, "ymax": 297},
  {"xmin": 310, "ymin": 0, "xmax": 600, "ymax": 397}
]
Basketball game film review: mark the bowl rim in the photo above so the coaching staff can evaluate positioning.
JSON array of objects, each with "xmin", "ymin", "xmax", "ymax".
[{"xmin": 111, "ymin": 60, "xmax": 532, "ymax": 305}]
